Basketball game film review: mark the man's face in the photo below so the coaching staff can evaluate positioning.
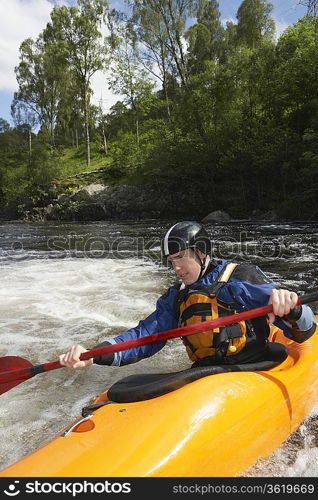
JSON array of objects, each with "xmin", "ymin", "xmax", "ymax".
[{"xmin": 168, "ymin": 248, "xmax": 203, "ymax": 285}]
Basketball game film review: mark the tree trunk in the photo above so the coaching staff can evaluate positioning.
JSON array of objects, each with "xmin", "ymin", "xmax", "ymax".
[
  {"xmin": 84, "ymin": 88, "xmax": 91, "ymax": 168},
  {"xmin": 50, "ymin": 116, "xmax": 55, "ymax": 148},
  {"xmin": 136, "ymin": 114, "xmax": 139, "ymax": 147},
  {"xmin": 102, "ymin": 125, "xmax": 107, "ymax": 154},
  {"xmin": 161, "ymin": 52, "xmax": 171, "ymax": 120},
  {"xmin": 163, "ymin": 81, "xmax": 171, "ymax": 120},
  {"xmin": 28, "ymin": 128, "xmax": 32, "ymax": 169},
  {"xmin": 29, "ymin": 129, "xmax": 32, "ymax": 157}
]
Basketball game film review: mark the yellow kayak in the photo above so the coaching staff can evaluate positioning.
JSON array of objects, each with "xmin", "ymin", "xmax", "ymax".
[{"xmin": 1, "ymin": 319, "xmax": 318, "ymax": 477}]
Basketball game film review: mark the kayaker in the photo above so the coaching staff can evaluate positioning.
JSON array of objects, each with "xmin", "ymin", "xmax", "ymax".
[{"xmin": 59, "ymin": 221, "xmax": 317, "ymax": 370}]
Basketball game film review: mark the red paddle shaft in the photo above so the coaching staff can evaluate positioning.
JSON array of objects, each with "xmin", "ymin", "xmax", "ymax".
[{"xmin": 1, "ymin": 291, "xmax": 317, "ymax": 385}]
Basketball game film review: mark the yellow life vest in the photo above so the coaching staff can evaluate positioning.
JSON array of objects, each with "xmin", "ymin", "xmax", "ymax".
[{"xmin": 177, "ymin": 263, "xmax": 249, "ymax": 362}]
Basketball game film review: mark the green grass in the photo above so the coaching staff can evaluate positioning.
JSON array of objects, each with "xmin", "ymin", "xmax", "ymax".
[
  {"xmin": 51, "ymin": 144, "xmax": 116, "ymax": 192},
  {"xmin": 56, "ymin": 145, "xmax": 112, "ymax": 178}
]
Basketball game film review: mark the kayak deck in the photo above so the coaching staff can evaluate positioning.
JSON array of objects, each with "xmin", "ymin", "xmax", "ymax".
[{"xmin": 1, "ymin": 321, "xmax": 318, "ymax": 477}]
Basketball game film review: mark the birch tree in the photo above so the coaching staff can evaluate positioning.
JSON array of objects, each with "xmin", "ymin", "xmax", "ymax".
[{"xmin": 50, "ymin": 0, "xmax": 109, "ymax": 167}]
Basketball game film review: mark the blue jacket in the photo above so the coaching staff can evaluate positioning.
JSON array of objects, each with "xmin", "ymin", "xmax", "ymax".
[{"xmin": 107, "ymin": 259, "xmax": 315, "ymax": 366}]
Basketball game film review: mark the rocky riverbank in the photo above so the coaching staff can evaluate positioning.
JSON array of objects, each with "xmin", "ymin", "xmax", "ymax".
[
  {"xmin": 15, "ymin": 182, "xmax": 215, "ymax": 221},
  {"xmin": 12, "ymin": 181, "xmax": 280, "ymax": 223}
]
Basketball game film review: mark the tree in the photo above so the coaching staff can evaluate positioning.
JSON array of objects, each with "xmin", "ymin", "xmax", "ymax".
[
  {"xmin": 274, "ymin": 16, "xmax": 318, "ymax": 132},
  {"xmin": 11, "ymin": 98, "xmax": 38, "ymax": 158},
  {"xmin": 0, "ymin": 119, "xmax": 10, "ymax": 133},
  {"xmin": 131, "ymin": 1, "xmax": 197, "ymax": 87},
  {"xmin": 236, "ymin": 0, "xmax": 275, "ymax": 48},
  {"xmin": 129, "ymin": 0, "xmax": 174, "ymax": 118},
  {"xmin": 53, "ymin": 75, "xmax": 81, "ymax": 147},
  {"xmin": 50, "ymin": 0, "xmax": 109, "ymax": 167},
  {"xmin": 105, "ymin": 101, "xmax": 131, "ymax": 139},
  {"xmin": 0, "ymin": 119, "xmax": 10, "ymax": 207},
  {"xmin": 108, "ymin": 23, "xmax": 155, "ymax": 146},
  {"xmin": 299, "ymin": 1, "xmax": 318, "ymax": 16},
  {"xmin": 96, "ymin": 98, "xmax": 108, "ymax": 154},
  {"xmin": 14, "ymin": 32, "xmax": 68, "ymax": 144},
  {"xmin": 186, "ymin": 0, "xmax": 225, "ymax": 74}
]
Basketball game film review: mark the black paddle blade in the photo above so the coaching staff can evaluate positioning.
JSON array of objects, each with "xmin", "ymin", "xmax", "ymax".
[{"xmin": 0, "ymin": 356, "xmax": 34, "ymax": 395}]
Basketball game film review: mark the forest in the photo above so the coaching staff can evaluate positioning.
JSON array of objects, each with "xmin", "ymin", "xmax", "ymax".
[{"xmin": 0, "ymin": 0, "xmax": 318, "ymax": 221}]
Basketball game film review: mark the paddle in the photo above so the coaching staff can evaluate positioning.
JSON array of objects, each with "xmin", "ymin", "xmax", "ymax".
[{"xmin": 1, "ymin": 291, "xmax": 317, "ymax": 395}]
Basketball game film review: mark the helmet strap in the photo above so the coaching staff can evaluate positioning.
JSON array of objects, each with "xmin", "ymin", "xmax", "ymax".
[{"xmin": 194, "ymin": 250, "xmax": 208, "ymax": 281}]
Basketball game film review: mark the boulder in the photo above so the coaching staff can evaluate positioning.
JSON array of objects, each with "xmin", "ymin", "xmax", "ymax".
[
  {"xmin": 70, "ymin": 184, "xmax": 108, "ymax": 203},
  {"xmin": 71, "ymin": 202, "xmax": 109, "ymax": 221},
  {"xmin": 57, "ymin": 193, "xmax": 70, "ymax": 206},
  {"xmin": 44, "ymin": 204, "xmax": 55, "ymax": 218},
  {"xmin": 201, "ymin": 210, "xmax": 231, "ymax": 223},
  {"xmin": 260, "ymin": 210, "xmax": 279, "ymax": 221},
  {"xmin": 250, "ymin": 209, "xmax": 279, "ymax": 221}
]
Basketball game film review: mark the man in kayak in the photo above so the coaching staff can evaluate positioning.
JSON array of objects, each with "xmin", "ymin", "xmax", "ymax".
[{"xmin": 59, "ymin": 221, "xmax": 317, "ymax": 369}]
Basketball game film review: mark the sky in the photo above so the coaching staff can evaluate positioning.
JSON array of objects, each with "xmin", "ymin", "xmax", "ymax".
[{"xmin": 0, "ymin": 0, "xmax": 308, "ymax": 126}]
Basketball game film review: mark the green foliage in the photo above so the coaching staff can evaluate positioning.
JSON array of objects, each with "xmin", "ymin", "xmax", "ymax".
[
  {"xmin": 107, "ymin": 131, "xmax": 143, "ymax": 178},
  {"xmin": 0, "ymin": 119, "xmax": 10, "ymax": 133},
  {"xmin": 274, "ymin": 16, "xmax": 318, "ymax": 129},
  {"xmin": 0, "ymin": 128, "xmax": 57, "ymax": 213},
  {"xmin": 236, "ymin": 0, "xmax": 275, "ymax": 48},
  {"xmin": 186, "ymin": 0, "xmax": 225, "ymax": 73}
]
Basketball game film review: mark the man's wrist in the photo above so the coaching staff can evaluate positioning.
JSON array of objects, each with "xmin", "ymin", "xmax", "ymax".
[{"xmin": 92, "ymin": 341, "xmax": 115, "ymax": 366}]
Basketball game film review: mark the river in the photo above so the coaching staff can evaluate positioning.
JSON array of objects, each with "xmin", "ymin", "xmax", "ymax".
[{"xmin": 0, "ymin": 219, "xmax": 317, "ymax": 476}]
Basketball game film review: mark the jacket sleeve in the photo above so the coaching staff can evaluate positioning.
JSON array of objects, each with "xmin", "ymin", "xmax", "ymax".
[
  {"xmin": 94, "ymin": 286, "xmax": 179, "ymax": 366},
  {"xmin": 275, "ymin": 307, "xmax": 317, "ymax": 343},
  {"xmin": 219, "ymin": 264, "xmax": 317, "ymax": 342}
]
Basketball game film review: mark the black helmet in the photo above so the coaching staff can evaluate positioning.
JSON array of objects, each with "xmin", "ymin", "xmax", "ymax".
[{"xmin": 162, "ymin": 221, "xmax": 211, "ymax": 257}]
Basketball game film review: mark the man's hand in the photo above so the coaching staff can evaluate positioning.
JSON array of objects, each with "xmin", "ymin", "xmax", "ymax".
[
  {"xmin": 268, "ymin": 288, "xmax": 299, "ymax": 324},
  {"xmin": 59, "ymin": 345, "xmax": 93, "ymax": 369}
]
